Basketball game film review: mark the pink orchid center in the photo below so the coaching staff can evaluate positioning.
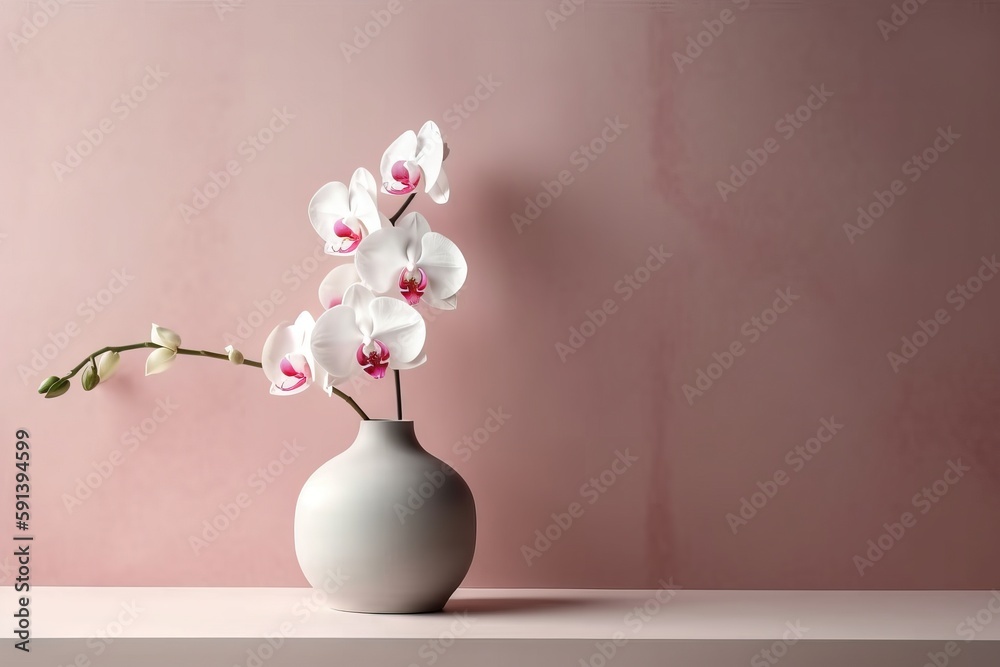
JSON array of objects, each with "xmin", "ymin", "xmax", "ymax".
[
  {"xmin": 332, "ymin": 218, "xmax": 363, "ymax": 253},
  {"xmin": 398, "ymin": 267, "xmax": 428, "ymax": 305},
  {"xmin": 277, "ymin": 354, "xmax": 311, "ymax": 392},
  {"xmin": 386, "ymin": 160, "xmax": 420, "ymax": 195},
  {"xmin": 356, "ymin": 339, "xmax": 390, "ymax": 379}
]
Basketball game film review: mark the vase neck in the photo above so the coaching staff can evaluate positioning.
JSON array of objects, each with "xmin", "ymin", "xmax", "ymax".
[{"xmin": 351, "ymin": 420, "xmax": 422, "ymax": 453}]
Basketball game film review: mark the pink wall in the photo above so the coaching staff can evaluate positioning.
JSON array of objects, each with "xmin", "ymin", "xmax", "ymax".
[{"xmin": 2, "ymin": 0, "xmax": 999, "ymax": 589}]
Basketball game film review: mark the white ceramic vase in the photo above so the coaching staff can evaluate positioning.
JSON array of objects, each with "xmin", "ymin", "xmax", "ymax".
[{"xmin": 293, "ymin": 419, "xmax": 476, "ymax": 613}]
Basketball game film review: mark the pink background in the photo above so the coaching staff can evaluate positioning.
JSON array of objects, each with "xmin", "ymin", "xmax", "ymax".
[{"xmin": 2, "ymin": 0, "xmax": 999, "ymax": 590}]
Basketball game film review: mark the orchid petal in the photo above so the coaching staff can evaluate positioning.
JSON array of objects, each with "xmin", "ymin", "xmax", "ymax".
[
  {"xmin": 348, "ymin": 167, "xmax": 386, "ymax": 238},
  {"xmin": 310, "ymin": 305, "xmax": 365, "ymax": 381},
  {"xmin": 144, "ymin": 348, "xmax": 177, "ymax": 376},
  {"xmin": 355, "ymin": 227, "xmax": 410, "ymax": 294},
  {"xmin": 349, "ymin": 167, "xmax": 378, "ymax": 204},
  {"xmin": 394, "ymin": 351, "xmax": 427, "ymax": 370},
  {"xmin": 271, "ymin": 353, "xmax": 311, "ymax": 392},
  {"xmin": 364, "ymin": 363, "xmax": 388, "ymax": 380},
  {"xmin": 318, "ymin": 264, "xmax": 362, "ymax": 310},
  {"xmin": 151, "ymin": 324, "xmax": 181, "ymax": 350},
  {"xmin": 396, "ymin": 211, "xmax": 433, "ymax": 239},
  {"xmin": 368, "ymin": 297, "xmax": 426, "ymax": 366},
  {"xmin": 423, "ymin": 293, "xmax": 459, "ymax": 311},
  {"xmin": 391, "ymin": 161, "xmax": 418, "ymax": 186},
  {"xmin": 333, "ymin": 218, "xmax": 357, "ymax": 239},
  {"xmin": 343, "ymin": 283, "xmax": 376, "ymax": 336},
  {"xmin": 293, "ymin": 311, "xmax": 317, "ymax": 335},
  {"xmin": 415, "ymin": 121, "xmax": 444, "ymax": 195},
  {"xmin": 395, "ymin": 211, "xmax": 432, "ymax": 267},
  {"xmin": 279, "ymin": 356, "xmax": 298, "ymax": 377},
  {"xmin": 418, "ymin": 232, "xmax": 468, "ymax": 301},
  {"xmin": 427, "ymin": 164, "xmax": 450, "ymax": 204}
]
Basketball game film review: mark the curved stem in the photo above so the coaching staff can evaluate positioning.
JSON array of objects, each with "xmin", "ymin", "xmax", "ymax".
[
  {"xmin": 174, "ymin": 348, "xmax": 262, "ymax": 366},
  {"xmin": 64, "ymin": 342, "xmax": 159, "ymax": 379},
  {"xmin": 63, "ymin": 343, "xmax": 262, "ymax": 381},
  {"xmin": 388, "ymin": 192, "xmax": 417, "ymax": 225},
  {"xmin": 328, "ymin": 385, "xmax": 370, "ymax": 421},
  {"xmin": 56, "ymin": 342, "xmax": 370, "ymax": 420}
]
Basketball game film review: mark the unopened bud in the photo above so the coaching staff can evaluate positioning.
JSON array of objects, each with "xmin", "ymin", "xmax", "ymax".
[
  {"xmin": 82, "ymin": 365, "xmax": 100, "ymax": 391},
  {"xmin": 225, "ymin": 345, "xmax": 244, "ymax": 365},
  {"xmin": 97, "ymin": 350, "xmax": 121, "ymax": 380},
  {"xmin": 38, "ymin": 376, "xmax": 61, "ymax": 394},
  {"xmin": 44, "ymin": 378, "xmax": 71, "ymax": 399}
]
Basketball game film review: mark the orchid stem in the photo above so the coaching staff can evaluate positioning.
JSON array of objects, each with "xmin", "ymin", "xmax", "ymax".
[
  {"xmin": 175, "ymin": 348, "xmax": 263, "ymax": 365},
  {"xmin": 388, "ymin": 192, "xmax": 417, "ymax": 225},
  {"xmin": 388, "ymin": 190, "xmax": 416, "ymax": 422},
  {"xmin": 393, "ymin": 370, "xmax": 403, "ymax": 420},
  {"xmin": 61, "ymin": 343, "xmax": 262, "ymax": 381},
  {"xmin": 328, "ymin": 385, "xmax": 370, "ymax": 421},
  {"xmin": 54, "ymin": 342, "xmax": 370, "ymax": 420}
]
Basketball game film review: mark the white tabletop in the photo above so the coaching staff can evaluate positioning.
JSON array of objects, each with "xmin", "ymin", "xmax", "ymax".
[{"xmin": 4, "ymin": 587, "xmax": 1000, "ymax": 641}]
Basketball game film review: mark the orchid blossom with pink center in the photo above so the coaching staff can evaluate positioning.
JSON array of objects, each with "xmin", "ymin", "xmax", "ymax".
[
  {"xmin": 380, "ymin": 121, "xmax": 450, "ymax": 204},
  {"xmin": 355, "ymin": 212, "xmax": 467, "ymax": 310},
  {"xmin": 310, "ymin": 284, "xmax": 426, "ymax": 387},
  {"xmin": 278, "ymin": 354, "xmax": 311, "ymax": 391},
  {"xmin": 262, "ymin": 312, "xmax": 328, "ymax": 395},
  {"xmin": 398, "ymin": 267, "xmax": 428, "ymax": 306},
  {"xmin": 356, "ymin": 339, "xmax": 391, "ymax": 379},
  {"xmin": 309, "ymin": 168, "xmax": 387, "ymax": 256}
]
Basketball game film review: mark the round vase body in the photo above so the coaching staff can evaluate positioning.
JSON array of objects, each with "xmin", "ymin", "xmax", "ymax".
[{"xmin": 294, "ymin": 420, "xmax": 476, "ymax": 613}]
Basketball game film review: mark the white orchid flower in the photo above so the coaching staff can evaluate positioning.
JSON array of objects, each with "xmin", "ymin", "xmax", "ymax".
[
  {"xmin": 318, "ymin": 263, "xmax": 362, "ymax": 310},
  {"xmin": 309, "ymin": 168, "xmax": 387, "ymax": 256},
  {"xmin": 310, "ymin": 284, "xmax": 426, "ymax": 387},
  {"xmin": 355, "ymin": 212, "xmax": 467, "ymax": 310},
  {"xmin": 262, "ymin": 312, "xmax": 327, "ymax": 395},
  {"xmin": 380, "ymin": 121, "xmax": 450, "ymax": 204},
  {"xmin": 146, "ymin": 324, "xmax": 180, "ymax": 376}
]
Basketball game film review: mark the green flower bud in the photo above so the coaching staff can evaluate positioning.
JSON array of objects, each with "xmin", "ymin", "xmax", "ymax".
[
  {"xmin": 37, "ymin": 376, "xmax": 61, "ymax": 394},
  {"xmin": 44, "ymin": 378, "xmax": 71, "ymax": 399},
  {"xmin": 81, "ymin": 365, "xmax": 100, "ymax": 391}
]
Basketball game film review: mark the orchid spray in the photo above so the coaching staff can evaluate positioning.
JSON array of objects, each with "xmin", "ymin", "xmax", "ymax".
[{"xmin": 38, "ymin": 121, "xmax": 467, "ymax": 422}]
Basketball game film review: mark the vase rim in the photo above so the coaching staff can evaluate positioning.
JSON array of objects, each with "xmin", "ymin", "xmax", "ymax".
[{"xmin": 365, "ymin": 419, "xmax": 414, "ymax": 423}]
